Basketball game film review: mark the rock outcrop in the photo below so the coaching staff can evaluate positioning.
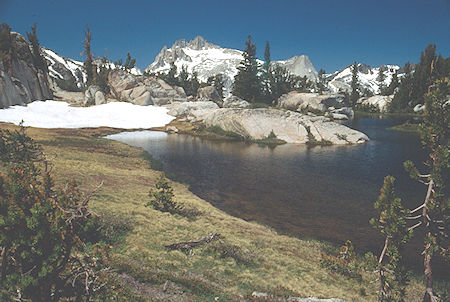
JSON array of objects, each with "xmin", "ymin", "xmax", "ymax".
[
  {"xmin": 197, "ymin": 108, "xmax": 368, "ymax": 144},
  {"xmin": 358, "ymin": 95, "xmax": 392, "ymax": 112},
  {"xmin": 165, "ymin": 101, "xmax": 219, "ymax": 118},
  {"xmin": 197, "ymin": 86, "xmax": 222, "ymax": 106},
  {"xmin": 83, "ymin": 85, "xmax": 106, "ymax": 106},
  {"xmin": 277, "ymin": 92, "xmax": 353, "ymax": 118},
  {"xmin": 0, "ymin": 32, "xmax": 52, "ymax": 108},
  {"xmin": 222, "ymin": 95, "xmax": 250, "ymax": 108},
  {"xmin": 275, "ymin": 55, "xmax": 319, "ymax": 81},
  {"xmin": 108, "ymin": 69, "xmax": 186, "ymax": 106}
]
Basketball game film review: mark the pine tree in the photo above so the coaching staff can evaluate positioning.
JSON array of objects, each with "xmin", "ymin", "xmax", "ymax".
[
  {"xmin": 389, "ymin": 44, "xmax": 448, "ymax": 112},
  {"xmin": 261, "ymin": 41, "xmax": 272, "ymax": 102},
  {"xmin": 145, "ymin": 175, "xmax": 182, "ymax": 214},
  {"xmin": 350, "ymin": 62, "xmax": 360, "ymax": 107},
  {"xmin": 188, "ymin": 72, "xmax": 200, "ymax": 96},
  {"xmin": 26, "ymin": 23, "xmax": 47, "ymax": 73},
  {"xmin": 124, "ymin": 52, "xmax": 136, "ymax": 71},
  {"xmin": 316, "ymin": 69, "xmax": 327, "ymax": 93},
  {"xmin": 0, "ymin": 23, "xmax": 13, "ymax": 75},
  {"xmin": 82, "ymin": 25, "xmax": 95, "ymax": 86},
  {"xmin": 383, "ymin": 72, "xmax": 399, "ymax": 96},
  {"xmin": 371, "ymin": 176, "xmax": 410, "ymax": 302},
  {"xmin": 0, "ymin": 127, "xmax": 104, "ymax": 300},
  {"xmin": 377, "ymin": 66, "xmax": 386, "ymax": 94},
  {"xmin": 232, "ymin": 35, "xmax": 261, "ymax": 102},
  {"xmin": 178, "ymin": 65, "xmax": 190, "ymax": 94},
  {"xmin": 403, "ymin": 77, "xmax": 449, "ymax": 302},
  {"xmin": 165, "ymin": 62, "xmax": 178, "ymax": 87},
  {"xmin": 270, "ymin": 65, "xmax": 292, "ymax": 101}
]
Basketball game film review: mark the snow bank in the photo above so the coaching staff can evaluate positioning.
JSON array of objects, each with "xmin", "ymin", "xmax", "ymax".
[{"xmin": 0, "ymin": 101, "xmax": 175, "ymax": 129}]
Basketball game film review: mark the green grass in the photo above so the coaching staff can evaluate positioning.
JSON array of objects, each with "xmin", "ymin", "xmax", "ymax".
[
  {"xmin": 0, "ymin": 122, "xmax": 437, "ymax": 301},
  {"xmin": 388, "ymin": 123, "xmax": 421, "ymax": 133},
  {"xmin": 354, "ymin": 111, "xmax": 423, "ymax": 119}
]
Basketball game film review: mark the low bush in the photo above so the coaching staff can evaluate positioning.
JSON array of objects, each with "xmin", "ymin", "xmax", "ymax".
[
  {"xmin": 145, "ymin": 175, "xmax": 201, "ymax": 220},
  {"xmin": 320, "ymin": 240, "xmax": 362, "ymax": 281},
  {"xmin": 208, "ymin": 240, "xmax": 256, "ymax": 265}
]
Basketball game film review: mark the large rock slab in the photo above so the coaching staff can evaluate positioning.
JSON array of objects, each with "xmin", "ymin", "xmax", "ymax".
[
  {"xmin": 166, "ymin": 101, "xmax": 219, "ymax": 118},
  {"xmin": 197, "ymin": 108, "xmax": 368, "ymax": 144},
  {"xmin": 0, "ymin": 32, "xmax": 53, "ymax": 108},
  {"xmin": 197, "ymin": 85, "xmax": 222, "ymax": 106},
  {"xmin": 358, "ymin": 95, "xmax": 392, "ymax": 112},
  {"xmin": 222, "ymin": 95, "xmax": 249, "ymax": 108},
  {"xmin": 108, "ymin": 69, "xmax": 186, "ymax": 106},
  {"xmin": 83, "ymin": 85, "xmax": 106, "ymax": 106},
  {"xmin": 277, "ymin": 92, "xmax": 347, "ymax": 113}
]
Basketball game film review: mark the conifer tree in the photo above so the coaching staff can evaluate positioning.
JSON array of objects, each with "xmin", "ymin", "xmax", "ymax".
[
  {"xmin": 178, "ymin": 65, "xmax": 189, "ymax": 93},
  {"xmin": 377, "ymin": 66, "xmax": 386, "ymax": 94},
  {"xmin": 270, "ymin": 65, "xmax": 292, "ymax": 101},
  {"xmin": 124, "ymin": 52, "xmax": 136, "ymax": 70},
  {"xmin": 316, "ymin": 69, "xmax": 327, "ymax": 93},
  {"xmin": 383, "ymin": 72, "xmax": 399, "ymax": 96},
  {"xmin": 82, "ymin": 25, "xmax": 95, "ymax": 86},
  {"xmin": 389, "ymin": 44, "xmax": 448, "ymax": 112},
  {"xmin": 165, "ymin": 62, "xmax": 178, "ymax": 87},
  {"xmin": 232, "ymin": 35, "xmax": 261, "ymax": 102},
  {"xmin": 371, "ymin": 176, "xmax": 410, "ymax": 301},
  {"xmin": 261, "ymin": 41, "xmax": 272, "ymax": 101},
  {"xmin": 0, "ymin": 23, "xmax": 13, "ymax": 75},
  {"xmin": 0, "ymin": 127, "xmax": 104, "ymax": 300},
  {"xmin": 26, "ymin": 23, "xmax": 47, "ymax": 73},
  {"xmin": 350, "ymin": 62, "xmax": 360, "ymax": 107},
  {"xmin": 188, "ymin": 72, "xmax": 200, "ymax": 96},
  {"xmin": 403, "ymin": 77, "xmax": 449, "ymax": 302}
]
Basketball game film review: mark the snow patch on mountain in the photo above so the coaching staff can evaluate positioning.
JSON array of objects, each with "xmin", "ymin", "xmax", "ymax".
[
  {"xmin": 43, "ymin": 47, "xmax": 86, "ymax": 86},
  {"xmin": 327, "ymin": 63, "xmax": 401, "ymax": 94},
  {"xmin": 43, "ymin": 47, "xmax": 142, "ymax": 89},
  {"xmin": 145, "ymin": 36, "xmax": 319, "ymax": 96}
]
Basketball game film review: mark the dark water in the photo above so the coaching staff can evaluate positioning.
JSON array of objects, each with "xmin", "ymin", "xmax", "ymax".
[{"xmin": 107, "ymin": 117, "xmax": 446, "ymax": 276}]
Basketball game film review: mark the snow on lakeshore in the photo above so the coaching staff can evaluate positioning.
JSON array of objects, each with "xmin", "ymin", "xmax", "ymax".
[{"xmin": 0, "ymin": 101, "xmax": 175, "ymax": 129}]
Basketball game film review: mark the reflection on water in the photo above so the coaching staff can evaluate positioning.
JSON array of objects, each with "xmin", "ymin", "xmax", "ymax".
[{"xmin": 107, "ymin": 117, "xmax": 447, "ymax": 276}]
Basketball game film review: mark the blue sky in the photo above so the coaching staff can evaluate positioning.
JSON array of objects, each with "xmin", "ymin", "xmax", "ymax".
[{"xmin": 2, "ymin": 0, "xmax": 449, "ymax": 73}]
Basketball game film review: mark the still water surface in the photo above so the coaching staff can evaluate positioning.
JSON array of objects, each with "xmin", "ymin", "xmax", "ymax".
[{"xmin": 107, "ymin": 117, "xmax": 439, "ymax": 274}]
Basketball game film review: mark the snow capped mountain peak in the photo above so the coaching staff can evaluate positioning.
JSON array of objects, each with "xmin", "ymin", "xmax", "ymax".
[
  {"xmin": 276, "ymin": 55, "xmax": 318, "ymax": 81},
  {"xmin": 145, "ymin": 37, "xmax": 244, "ymax": 95},
  {"xmin": 145, "ymin": 37, "xmax": 321, "ymax": 96},
  {"xmin": 327, "ymin": 63, "xmax": 401, "ymax": 94}
]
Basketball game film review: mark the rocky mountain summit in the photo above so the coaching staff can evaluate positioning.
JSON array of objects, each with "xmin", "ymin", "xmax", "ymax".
[
  {"xmin": 145, "ymin": 36, "xmax": 319, "ymax": 95},
  {"xmin": 276, "ymin": 55, "xmax": 319, "ymax": 82},
  {"xmin": 0, "ymin": 32, "xmax": 52, "ymax": 108}
]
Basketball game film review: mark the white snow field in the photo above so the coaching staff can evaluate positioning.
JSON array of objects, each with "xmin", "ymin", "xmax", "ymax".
[{"xmin": 0, "ymin": 101, "xmax": 175, "ymax": 129}]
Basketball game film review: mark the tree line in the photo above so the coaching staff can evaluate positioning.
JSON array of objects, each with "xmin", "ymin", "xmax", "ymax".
[{"xmin": 232, "ymin": 35, "xmax": 315, "ymax": 104}]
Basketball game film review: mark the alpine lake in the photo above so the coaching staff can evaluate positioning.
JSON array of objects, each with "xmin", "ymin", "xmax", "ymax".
[{"xmin": 107, "ymin": 115, "xmax": 448, "ymax": 278}]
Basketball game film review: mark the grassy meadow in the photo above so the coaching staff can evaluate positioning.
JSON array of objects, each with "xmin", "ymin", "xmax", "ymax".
[{"xmin": 0, "ymin": 122, "xmax": 431, "ymax": 301}]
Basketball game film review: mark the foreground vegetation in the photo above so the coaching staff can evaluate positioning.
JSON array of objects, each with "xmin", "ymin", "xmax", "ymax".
[{"xmin": 2, "ymin": 123, "xmax": 445, "ymax": 301}]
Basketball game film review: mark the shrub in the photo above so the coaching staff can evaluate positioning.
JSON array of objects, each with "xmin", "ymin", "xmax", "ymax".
[
  {"xmin": 208, "ymin": 241, "xmax": 255, "ymax": 265},
  {"xmin": 0, "ymin": 126, "xmax": 105, "ymax": 300},
  {"xmin": 145, "ymin": 175, "xmax": 202, "ymax": 220},
  {"xmin": 320, "ymin": 240, "xmax": 362, "ymax": 280},
  {"xmin": 146, "ymin": 175, "xmax": 181, "ymax": 214},
  {"xmin": 267, "ymin": 130, "xmax": 277, "ymax": 139}
]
